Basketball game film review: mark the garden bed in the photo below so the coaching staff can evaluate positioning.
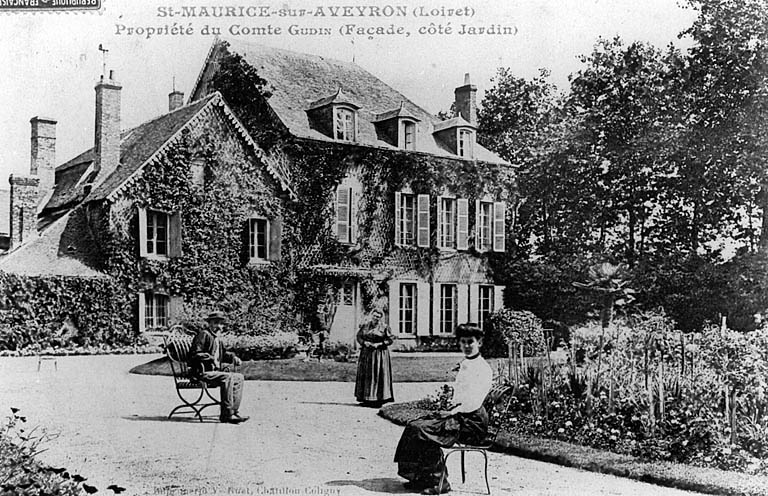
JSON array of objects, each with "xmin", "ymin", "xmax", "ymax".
[{"xmin": 380, "ymin": 401, "xmax": 768, "ymax": 496}]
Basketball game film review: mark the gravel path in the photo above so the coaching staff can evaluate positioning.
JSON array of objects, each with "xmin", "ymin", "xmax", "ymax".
[{"xmin": 0, "ymin": 355, "xmax": 703, "ymax": 496}]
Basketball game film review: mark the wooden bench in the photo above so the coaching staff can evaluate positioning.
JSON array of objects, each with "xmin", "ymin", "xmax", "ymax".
[{"xmin": 163, "ymin": 325, "xmax": 221, "ymax": 421}]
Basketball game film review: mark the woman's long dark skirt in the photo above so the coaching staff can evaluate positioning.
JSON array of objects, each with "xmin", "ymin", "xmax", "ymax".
[
  {"xmin": 394, "ymin": 407, "xmax": 488, "ymax": 485},
  {"xmin": 355, "ymin": 347, "xmax": 394, "ymax": 403}
]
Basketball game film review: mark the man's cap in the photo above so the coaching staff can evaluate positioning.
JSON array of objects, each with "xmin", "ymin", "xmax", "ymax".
[{"xmin": 205, "ymin": 311, "xmax": 227, "ymax": 322}]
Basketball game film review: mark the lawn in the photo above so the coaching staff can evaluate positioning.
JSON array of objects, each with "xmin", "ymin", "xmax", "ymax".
[{"xmin": 130, "ymin": 353, "xmax": 506, "ymax": 382}]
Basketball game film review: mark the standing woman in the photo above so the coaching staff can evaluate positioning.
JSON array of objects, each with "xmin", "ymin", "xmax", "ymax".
[{"xmin": 355, "ymin": 308, "xmax": 395, "ymax": 406}]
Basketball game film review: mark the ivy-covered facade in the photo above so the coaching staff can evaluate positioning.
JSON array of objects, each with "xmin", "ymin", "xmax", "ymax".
[
  {"xmin": 0, "ymin": 41, "xmax": 516, "ymax": 352},
  {"xmin": 190, "ymin": 40, "xmax": 516, "ymax": 349},
  {"xmin": 0, "ymin": 79, "xmax": 295, "ymax": 349}
]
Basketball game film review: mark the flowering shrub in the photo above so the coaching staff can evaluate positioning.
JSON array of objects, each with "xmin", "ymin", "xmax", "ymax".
[{"xmin": 424, "ymin": 311, "xmax": 768, "ymax": 476}]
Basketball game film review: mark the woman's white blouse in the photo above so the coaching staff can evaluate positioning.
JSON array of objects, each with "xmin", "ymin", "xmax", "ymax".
[{"xmin": 451, "ymin": 356, "xmax": 493, "ymax": 413}]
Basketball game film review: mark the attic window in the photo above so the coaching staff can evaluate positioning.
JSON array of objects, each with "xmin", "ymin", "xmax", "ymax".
[
  {"xmin": 458, "ymin": 129, "xmax": 474, "ymax": 158},
  {"xmin": 401, "ymin": 120, "xmax": 416, "ymax": 150},
  {"xmin": 334, "ymin": 107, "xmax": 356, "ymax": 142}
]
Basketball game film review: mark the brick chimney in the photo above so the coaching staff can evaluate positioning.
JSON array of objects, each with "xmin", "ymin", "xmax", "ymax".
[
  {"xmin": 454, "ymin": 73, "xmax": 477, "ymax": 125},
  {"xmin": 94, "ymin": 70, "xmax": 122, "ymax": 185},
  {"xmin": 9, "ymin": 174, "xmax": 39, "ymax": 249},
  {"xmin": 30, "ymin": 116, "xmax": 57, "ymax": 203},
  {"xmin": 169, "ymin": 90, "xmax": 184, "ymax": 112}
]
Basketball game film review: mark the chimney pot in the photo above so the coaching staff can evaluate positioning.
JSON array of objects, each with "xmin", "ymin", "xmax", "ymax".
[
  {"xmin": 454, "ymin": 73, "xmax": 478, "ymax": 126},
  {"xmin": 94, "ymin": 72, "xmax": 122, "ymax": 186},
  {"xmin": 9, "ymin": 174, "xmax": 40, "ymax": 249},
  {"xmin": 168, "ymin": 90, "xmax": 185, "ymax": 112}
]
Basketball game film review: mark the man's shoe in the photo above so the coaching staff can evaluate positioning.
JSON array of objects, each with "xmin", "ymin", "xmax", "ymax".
[
  {"xmin": 232, "ymin": 414, "xmax": 249, "ymax": 423},
  {"xmin": 421, "ymin": 482, "xmax": 451, "ymax": 495},
  {"xmin": 220, "ymin": 414, "xmax": 248, "ymax": 424},
  {"xmin": 403, "ymin": 480, "xmax": 429, "ymax": 491}
]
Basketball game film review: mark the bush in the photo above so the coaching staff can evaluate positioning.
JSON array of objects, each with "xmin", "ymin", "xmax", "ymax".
[
  {"xmin": 222, "ymin": 332, "xmax": 299, "ymax": 360},
  {"xmin": 485, "ymin": 308, "xmax": 546, "ymax": 358}
]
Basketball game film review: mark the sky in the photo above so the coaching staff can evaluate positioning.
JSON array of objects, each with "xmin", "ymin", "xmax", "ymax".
[{"xmin": 0, "ymin": 0, "xmax": 698, "ymax": 187}]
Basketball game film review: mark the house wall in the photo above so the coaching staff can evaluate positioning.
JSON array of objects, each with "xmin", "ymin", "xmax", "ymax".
[
  {"xmin": 281, "ymin": 143, "xmax": 512, "ymax": 349},
  {"xmin": 104, "ymin": 104, "xmax": 293, "ymax": 335}
]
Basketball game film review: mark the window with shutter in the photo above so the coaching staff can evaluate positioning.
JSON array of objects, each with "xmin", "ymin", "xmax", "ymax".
[
  {"xmin": 476, "ymin": 201, "xmax": 493, "ymax": 252},
  {"xmin": 395, "ymin": 192, "xmax": 416, "ymax": 246},
  {"xmin": 438, "ymin": 197, "xmax": 456, "ymax": 249},
  {"xmin": 141, "ymin": 291, "xmax": 170, "ymax": 330},
  {"xmin": 398, "ymin": 283, "xmax": 416, "ymax": 334},
  {"xmin": 478, "ymin": 285, "xmax": 494, "ymax": 332},
  {"xmin": 438, "ymin": 284, "xmax": 457, "ymax": 335},
  {"xmin": 141, "ymin": 208, "xmax": 171, "ymax": 259}
]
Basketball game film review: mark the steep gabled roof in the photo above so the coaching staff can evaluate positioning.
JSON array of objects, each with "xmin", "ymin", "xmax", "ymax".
[
  {"xmin": 42, "ymin": 92, "xmax": 294, "ymax": 216},
  {"xmin": 0, "ymin": 209, "xmax": 107, "ymax": 278},
  {"xmin": 191, "ymin": 40, "xmax": 509, "ymax": 166}
]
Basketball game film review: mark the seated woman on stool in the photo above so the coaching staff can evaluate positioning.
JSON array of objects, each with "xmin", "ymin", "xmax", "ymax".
[{"xmin": 394, "ymin": 323, "xmax": 493, "ymax": 494}]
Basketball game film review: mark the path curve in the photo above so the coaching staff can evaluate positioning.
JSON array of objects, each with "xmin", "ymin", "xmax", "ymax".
[{"xmin": 0, "ymin": 355, "xmax": 703, "ymax": 496}]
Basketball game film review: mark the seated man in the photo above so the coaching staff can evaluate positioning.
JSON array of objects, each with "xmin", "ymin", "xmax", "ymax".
[
  {"xmin": 188, "ymin": 311, "xmax": 249, "ymax": 424},
  {"xmin": 394, "ymin": 323, "xmax": 493, "ymax": 494}
]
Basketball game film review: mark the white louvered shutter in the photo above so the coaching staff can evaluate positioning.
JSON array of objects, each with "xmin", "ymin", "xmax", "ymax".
[
  {"xmin": 388, "ymin": 280, "xmax": 399, "ymax": 333},
  {"xmin": 493, "ymin": 201, "xmax": 506, "ymax": 252},
  {"xmin": 457, "ymin": 284, "xmax": 469, "ymax": 326},
  {"xmin": 138, "ymin": 292, "xmax": 147, "ymax": 332},
  {"xmin": 457, "ymin": 199, "xmax": 469, "ymax": 250},
  {"xmin": 437, "ymin": 197, "xmax": 444, "ymax": 249},
  {"xmin": 138, "ymin": 207, "xmax": 148, "ymax": 257},
  {"xmin": 336, "ymin": 187, "xmax": 350, "ymax": 243},
  {"xmin": 394, "ymin": 192, "xmax": 402, "ymax": 247},
  {"xmin": 417, "ymin": 194, "xmax": 430, "ymax": 247},
  {"xmin": 416, "ymin": 281, "xmax": 430, "ymax": 336}
]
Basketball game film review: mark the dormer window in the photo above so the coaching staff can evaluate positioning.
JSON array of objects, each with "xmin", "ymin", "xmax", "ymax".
[
  {"xmin": 335, "ymin": 107, "xmax": 356, "ymax": 142},
  {"xmin": 458, "ymin": 129, "xmax": 473, "ymax": 158},
  {"xmin": 432, "ymin": 116, "xmax": 477, "ymax": 158},
  {"xmin": 307, "ymin": 88, "xmax": 361, "ymax": 142},
  {"xmin": 373, "ymin": 103, "xmax": 421, "ymax": 150}
]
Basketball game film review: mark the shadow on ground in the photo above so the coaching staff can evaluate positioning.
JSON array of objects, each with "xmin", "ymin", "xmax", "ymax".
[
  {"xmin": 122, "ymin": 415, "xmax": 218, "ymax": 423},
  {"xmin": 327, "ymin": 477, "xmax": 409, "ymax": 494}
]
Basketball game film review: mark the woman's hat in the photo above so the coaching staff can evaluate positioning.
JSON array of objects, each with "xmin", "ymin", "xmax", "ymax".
[{"xmin": 205, "ymin": 311, "xmax": 227, "ymax": 322}]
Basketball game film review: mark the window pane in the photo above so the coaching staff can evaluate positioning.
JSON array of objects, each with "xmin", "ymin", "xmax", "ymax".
[
  {"xmin": 404, "ymin": 122, "xmax": 415, "ymax": 150},
  {"xmin": 440, "ymin": 285, "xmax": 456, "ymax": 334},
  {"xmin": 399, "ymin": 283, "xmax": 415, "ymax": 334},
  {"xmin": 157, "ymin": 295, "xmax": 169, "ymax": 328},
  {"xmin": 401, "ymin": 194, "xmax": 415, "ymax": 245},
  {"xmin": 256, "ymin": 220, "xmax": 267, "ymax": 259}
]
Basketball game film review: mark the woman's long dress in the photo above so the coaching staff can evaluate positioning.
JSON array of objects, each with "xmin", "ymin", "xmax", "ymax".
[{"xmin": 354, "ymin": 323, "xmax": 394, "ymax": 403}]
